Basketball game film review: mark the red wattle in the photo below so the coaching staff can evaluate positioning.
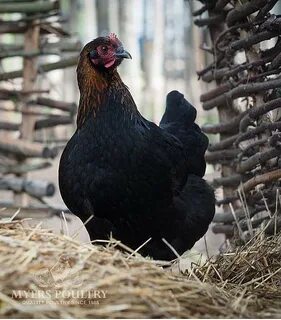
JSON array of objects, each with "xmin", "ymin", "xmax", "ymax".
[{"xmin": 104, "ymin": 59, "xmax": 115, "ymax": 68}]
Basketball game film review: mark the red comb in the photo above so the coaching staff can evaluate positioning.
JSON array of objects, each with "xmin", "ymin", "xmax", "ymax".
[{"xmin": 108, "ymin": 33, "xmax": 122, "ymax": 46}]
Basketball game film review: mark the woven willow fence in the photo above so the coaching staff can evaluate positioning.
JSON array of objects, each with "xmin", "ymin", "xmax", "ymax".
[
  {"xmin": 0, "ymin": 0, "xmax": 80, "ymax": 211},
  {"xmin": 192, "ymin": 0, "xmax": 281, "ymax": 240}
]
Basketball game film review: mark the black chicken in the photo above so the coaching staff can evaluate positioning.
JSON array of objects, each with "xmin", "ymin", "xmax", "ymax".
[{"xmin": 59, "ymin": 33, "xmax": 215, "ymax": 260}]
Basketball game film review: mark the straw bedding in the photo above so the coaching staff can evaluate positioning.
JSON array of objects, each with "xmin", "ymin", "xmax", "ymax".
[{"xmin": 0, "ymin": 217, "xmax": 280, "ymax": 318}]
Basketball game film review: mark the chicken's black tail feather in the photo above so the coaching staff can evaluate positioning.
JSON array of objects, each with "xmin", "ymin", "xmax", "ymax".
[
  {"xmin": 140, "ymin": 175, "xmax": 215, "ymax": 261},
  {"xmin": 160, "ymin": 90, "xmax": 209, "ymax": 177},
  {"xmin": 160, "ymin": 90, "xmax": 197, "ymax": 126}
]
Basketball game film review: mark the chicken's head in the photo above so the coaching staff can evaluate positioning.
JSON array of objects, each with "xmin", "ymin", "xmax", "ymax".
[{"xmin": 80, "ymin": 33, "xmax": 131, "ymax": 72}]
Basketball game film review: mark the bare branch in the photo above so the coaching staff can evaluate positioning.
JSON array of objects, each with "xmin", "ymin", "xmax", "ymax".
[
  {"xmin": 237, "ymin": 147, "xmax": 281, "ymax": 173},
  {"xmin": 215, "ymin": 0, "xmax": 232, "ymax": 10},
  {"xmin": 0, "ymin": 161, "xmax": 51, "ymax": 175},
  {"xmin": 239, "ymin": 98, "xmax": 281, "ymax": 132},
  {"xmin": 0, "ymin": 177, "xmax": 55, "ymax": 198},
  {"xmin": 0, "ymin": 137, "xmax": 58, "ymax": 159},
  {"xmin": 35, "ymin": 116, "xmax": 73, "ymax": 130},
  {"xmin": 0, "ymin": 56, "xmax": 78, "ymax": 81},
  {"xmin": 205, "ymin": 149, "xmax": 240, "ymax": 163},
  {"xmin": 212, "ymin": 174, "xmax": 243, "ymax": 188},
  {"xmin": 226, "ymin": 0, "xmax": 268, "ymax": 26},
  {"xmin": 203, "ymin": 78, "xmax": 281, "ymax": 110},
  {"xmin": 212, "ymin": 224, "xmax": 234, "ymax": 236},
  {"xmin": 29, "ymin": 97, "xmax": 77, "ymax": 113},
  {"xmin": 195, "ymin": 14, "xmax": 226, "ymax": 27},
  {"xmin": 228, "ymin": 30, "xmax": 280, "ymax": 53},
  {"xmin": 202, "ymin": 111, "xmax": 247, "ymax": 134},
  {"xmin": 236, "ymin": 121, "xmax": 281, "ymax": 145},
  {"xmin": 240, "ymin": 169, "xmax": 281, "ymax": 193},
  {"xmin": 0, "ymin": 1, "xmax": 59, "ymax": 13},
  {"xmin": 256, "ymin": 0, "xmax": 280, "ymax": 20},
  {"xmin": 208, "ymin": 134, "xmax": 238, "ymax": 151}
]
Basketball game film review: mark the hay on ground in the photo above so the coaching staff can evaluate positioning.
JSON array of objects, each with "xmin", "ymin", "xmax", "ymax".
[{"xmin": 0, "ymin": 217, "xmax": 280, "ymax": 318}]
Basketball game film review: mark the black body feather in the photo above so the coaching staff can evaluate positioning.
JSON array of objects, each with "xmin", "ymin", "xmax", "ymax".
[{"xmin": 59, "ymin": 72, "xmax": 215, "ymax": 260}]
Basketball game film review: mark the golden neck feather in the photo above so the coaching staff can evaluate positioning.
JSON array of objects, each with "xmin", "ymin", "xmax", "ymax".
[{"xmin": 76, "ymin": 55, "xmax": 138, "ymax": 128}]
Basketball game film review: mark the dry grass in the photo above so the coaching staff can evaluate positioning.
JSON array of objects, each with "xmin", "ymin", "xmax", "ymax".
[
  {"xmin": 0, "ymin": 217, "xmax": 280, "ymax": 318},
  {"xmin": 194, "ymin": 231, "xmax": 281, "ymax": 318}
]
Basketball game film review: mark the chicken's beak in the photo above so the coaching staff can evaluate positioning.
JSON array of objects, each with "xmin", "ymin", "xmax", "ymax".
[{"xmin": 115, "ymin": 48, "xmax": 132, "ymax": 59}]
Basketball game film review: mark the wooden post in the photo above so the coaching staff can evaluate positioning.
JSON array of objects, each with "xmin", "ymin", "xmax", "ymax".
[
  {"xmin": 208, "ymin": 12, "xmax": 240, "ymax": 211},
  {"xmin": 15, "ymin": 20, "xmax": 40, "ymax": 206}
]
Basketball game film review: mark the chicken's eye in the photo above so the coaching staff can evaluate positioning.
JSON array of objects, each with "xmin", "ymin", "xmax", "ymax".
[{"xmin": 101, "ymin": 46, "xmax": 108, "ymax": 53}]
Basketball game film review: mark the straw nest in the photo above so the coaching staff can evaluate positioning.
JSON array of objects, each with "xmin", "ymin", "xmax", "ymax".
[{"xmin": 0, "ymin": 217, "xmax": 280, "ymax": 318}]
